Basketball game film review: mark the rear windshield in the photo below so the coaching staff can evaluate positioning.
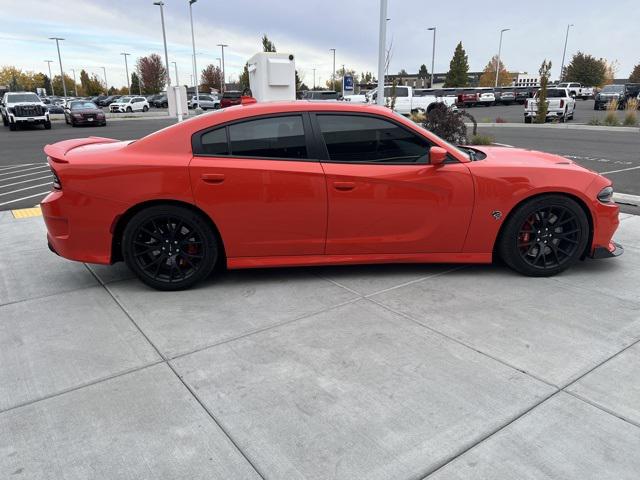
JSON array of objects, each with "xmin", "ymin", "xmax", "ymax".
[
  {"xmin": 223, "ymin": 91, "xmax": 241, "ymax": 99},
  {"xmin": 7, "ymin": 93, "xmax": 40, "ymax": 103},
  {"xmin": 545, "ymin": 89, "xmax": 567, "ymax": 98},
  {"xmin": 602, "ymin": 85, "xmax": 624, "ymax": 93}
]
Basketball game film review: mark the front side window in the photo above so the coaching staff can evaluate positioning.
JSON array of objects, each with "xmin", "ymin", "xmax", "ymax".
[
  {"xmin": 317, "ymin": 114, "xmax": 430, "ymax": 164},
  {"xmin": 228, "ymin": 115, "xmax": 307, "ymax": 159}
]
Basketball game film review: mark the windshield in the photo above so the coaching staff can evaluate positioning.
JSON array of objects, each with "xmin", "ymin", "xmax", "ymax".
[
  {"xmin": 7, "ymin": 93, "xmax": 40, "ymax": 103},
  {"xmin": 118, "ymin": 96, "xmax": 132, "ymax": 103},
  {"xmin": 602, "ymin": 85, "xmax": 624, "ymax": 93},
  {"xmin": 71, "ymin": 101, "xmax": 98, "ymax": 110}
]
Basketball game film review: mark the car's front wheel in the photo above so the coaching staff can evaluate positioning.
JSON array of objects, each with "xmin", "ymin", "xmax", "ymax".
[
  {"xmin": 122, "ymin": 205, "xmax": 219, "ymax": 290},
  {"xmin": 498, "ymin": 195, "xmax": 589, "ymax": 277},
  {"xmin": 142, "ymin": 105, "xmax": 149, "ymax": 112}
]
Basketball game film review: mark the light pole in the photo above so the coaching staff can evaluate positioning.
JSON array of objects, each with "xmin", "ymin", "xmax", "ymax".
[
  {"xmin": 49, "ymin": 37, "xmax": 67, "ymax": 99},
  {"xmin": 101, "ymin": 66, "xmax": 108, "ymax": 93},
  {"xmin": 44, "ymin": 60, "xmax": 54, "ymax": 95},
  {"xmin": 376, "ymin": 0, "xmax": 388, "ymax": 105},
  {"xmin": 121, "ymin": 52, "xmax": 131, "ymax": 94},
  {"xmin": 70, "ymin": 68, "xmax": 78, "ymax": 96},
  {"xmin": 171, "ymin": 61, "xmax": 179, "ymax": 86},
  {"xmin": 217, "ymin": 44, "xmax": 228, "ymax": 92},
  {"xmin": 495, "ymin": 28, "xmax": 510, "ymax": 88},
  {"xmin": 313, "ymin": 68, "xmax": 316, "ymax": 89},
  {"xmin": 330, "ymin": 48, "xmax": 336, "ymax": 90},
  {"xmin": 188, "ymin": 0, "xmax": 200, "ymax": 107},
  {"xmin": 153, "ymin": 1, "xmax": 171, "ymax": 88},
  {"xmin": 560, "ymin": 24, "xmax": 573, "ymax": 82},
  {"xmin": 427, "ymin": 27, "xmax": 436, "ymax": 88},
  {"xmin": 216, "ymin": 57, "xmax": 222, "ymax": 92}
]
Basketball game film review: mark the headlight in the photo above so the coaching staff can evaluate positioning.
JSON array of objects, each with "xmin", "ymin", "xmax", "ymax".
[{"xmin": 597, "ymin": 186, "xmax": 614, "ymax": 203}]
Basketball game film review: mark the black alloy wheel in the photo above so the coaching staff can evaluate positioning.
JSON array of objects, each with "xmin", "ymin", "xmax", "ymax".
[
  {"xmin": 122, "ymin": 205, "xmax": 218, "ymax": 290},
  {"xmin": 498, "ymin": 195, "xmax": 589, "ymax": 277}
]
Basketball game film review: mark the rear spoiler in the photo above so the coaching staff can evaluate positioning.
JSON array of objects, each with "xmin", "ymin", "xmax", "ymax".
[{"xmin": 44, "ymin": 136, "xmax": 118, "ymax": 163}]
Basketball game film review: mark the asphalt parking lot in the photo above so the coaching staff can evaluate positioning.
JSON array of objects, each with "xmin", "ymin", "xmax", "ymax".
[{"xmin": 2, "ymin": 208, "xmax": 640, "ymax": 479}]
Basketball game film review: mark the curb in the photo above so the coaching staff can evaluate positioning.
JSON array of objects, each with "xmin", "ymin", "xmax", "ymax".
[
  {"xmin": 468, "ymin": 123, "xmax": 640, "ymax": 133},
  {"xmin": 614, "ymin": 192, "xmax": 640, "ymax": 206}
]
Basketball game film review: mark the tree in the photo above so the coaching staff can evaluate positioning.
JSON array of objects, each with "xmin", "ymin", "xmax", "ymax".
[
  {"xmin": 326, "ymin": 66, "xmax": 356, "ymax": 92},
  {"xmin": 603, "ymin": 59, "xmax": 619, "ymax": 85},
  {"xmin": 136, "ymin": 54, "xmax": 167, "ymax": 94},
  {"xmin": 238, "ymin": 63, "xmax": 250, "ymax": 91},
  {"xmin": 262, "ymin": 34, "xmax": 276, "ymax": 53},
  {"xmin": 478, "ymin": 55, "xmax": 511, "ymax": 87},
  {"xmin": 417, "ymin": 64, "xmax": 429, "ymax": 78},
  {"xmin": 52, "ymin": 74, "xmax": 76, "ymax": 96},
  {"xmin": 564, "ymin": 52, "xmax": 607, "ymax": 86},
  {"xmin": 80, "ymin": 69, "xmax": 104, "ymax": 96},
  {"xmin": 536, "ymin": 60, "xmax": 552, "ymax": 124},
  {"xmin": 444, "ymin": 42, "xmax": 469, "ymax": 87},
  {"xmin": 359, "ymin": 71, "xmax": 375, "ymax": 84},
  {"xmin": 131, "ymin": 72, "xmax": 141, "ymax": 94},
  {"xmin": 201, "ymin": 64, "xmax": 223, "ymax": 92},
  {"xmin": 630, "ymin": 63, "xmax": 640, "ymax": 83}
]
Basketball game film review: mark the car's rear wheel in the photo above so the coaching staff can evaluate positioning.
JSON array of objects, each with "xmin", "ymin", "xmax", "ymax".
[
  {"xmin": 122, "ymin": 205, "xmax": 218, "ymax": 290},
  {"xmin": 498, "ymin": 195, "xmax": 589, "ymax": 277},
  {"xmin": 524, "ymin": 117, "xmax": 532, "ymax": 124},
  {"xmin": 44, "ymin": 120, "xmax": 51, "ymax": 130},
  {"xmin": 142, "ymin": 105, "xmax": 149, "ymax": 112}
]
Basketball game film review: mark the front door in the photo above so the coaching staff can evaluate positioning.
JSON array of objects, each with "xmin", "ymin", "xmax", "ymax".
[
  {"xmin": 190, "ymin": 114, "xmax": 327, "ymax": 258},
  {"xmin": 313, "ymin": 113, "xmax": 474, "ymax": 255}
]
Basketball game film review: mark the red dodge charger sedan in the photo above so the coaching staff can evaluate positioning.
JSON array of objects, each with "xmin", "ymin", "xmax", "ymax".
[{"xmin": 42, "ymin": 102, "xmax": 622, "ymax": 290}]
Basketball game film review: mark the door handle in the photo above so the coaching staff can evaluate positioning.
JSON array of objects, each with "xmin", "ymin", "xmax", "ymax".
[
  {"xmin": 333, "ymin": 181, "xmax": 355, "ymax": 191},
  {"xmin": 201, "ymin": 173, "xmax": 225, "ymax": 184}
]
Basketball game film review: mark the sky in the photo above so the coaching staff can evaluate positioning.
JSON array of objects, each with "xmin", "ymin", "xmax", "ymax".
[{"xmin": 2, "ymin": 0, "xmax": 639, "ymax": 89}]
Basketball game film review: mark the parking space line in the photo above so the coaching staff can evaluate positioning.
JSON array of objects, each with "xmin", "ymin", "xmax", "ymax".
[
  {"xmin": 0, "ymin": 175, "xmax": 52, "ymax": 189},
  {"xmin": 0, "ymin": 163, "xmax": 46, "ymax": 172},
  {"xmin": 0, "ymin": 169, "xmax": 52, "ymax": 182},
  {"xmin": 0, "ymin": 182, "xmax": 52, "ymax": 197},
  {"xmin": 600, "ymin": 165, "xmax": 640, "ymax": 175},
  {"xmin": 0, "ymin": 191, "xmax": 50, "ymax": 207},
  {"xmin": 0, "ymin": 165, "xmax": 49, "ymax": 177}
]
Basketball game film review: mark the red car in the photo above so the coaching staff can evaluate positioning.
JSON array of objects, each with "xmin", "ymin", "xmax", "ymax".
[{"xmin": 42, "ymin": 102, "xmax": 622, "ymax": 290}]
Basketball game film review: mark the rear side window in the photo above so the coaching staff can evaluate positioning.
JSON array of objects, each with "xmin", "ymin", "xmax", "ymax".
[
  {"xmin": 200, "ymin": 127, "xmax": 229, "ymax": 155},
  {"xmin": 317, "ymin": 114, "xmax": 430, "ymax": 164},
  {"xmin": 228, "ymin": 115, "xmax": 307, "ymax": 159}
]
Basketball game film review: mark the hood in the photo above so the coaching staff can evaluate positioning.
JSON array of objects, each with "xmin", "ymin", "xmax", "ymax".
[{"xmin": 469, "ymin": 147, "xmax": 589, "ymax": 171}]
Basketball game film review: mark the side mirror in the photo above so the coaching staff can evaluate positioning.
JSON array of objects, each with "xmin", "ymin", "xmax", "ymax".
[{"xmin": 430, "ymin": 146, "xmax": 448, "ymax": 166}]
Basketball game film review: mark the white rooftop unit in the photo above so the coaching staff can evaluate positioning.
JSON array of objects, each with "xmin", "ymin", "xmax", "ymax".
[{"xmin": 247, "ymin": 52, "xmax": 296, "ymax": 102}]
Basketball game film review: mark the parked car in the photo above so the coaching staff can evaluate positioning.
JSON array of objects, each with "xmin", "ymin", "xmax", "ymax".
[
  {"xmin": 153, "ymin": 95, "xmax": 168, "ymax": 108},
  {"xmin": 109, "ymin": 96, "xmax": 150, "ymax": 113},
  {"xmin": 41, "ymin": 101, "xmax": 622, "ymax": 291},
  {"xmin": 495, "ymin": 87, "xmax": 516, "ymax": 105},
  {"xmin": 99, "ymin": 95, "xmax": 121, "ymax": 107},
  {"xmin": 220, "ymin": 90, "xmax": 243, "ymax": 108},
  {"xmin": 146, "ymin": 94, "xmax": 164, "ymax": 106},
  {"xmin": 368, "ymin": 86, "xmax": 456, "ymax": 114},
  {"xmin": 341, "ymin": 94, "xmax": 368, "ymax": 103},
  {"xmin": 188, "ymin": 94, "xmax": 220, "ymax": 110},
  {"xmin": 303, "ymin": 90, "xmax": 341, "ymax": 101},
  {"xmin": 557, "ymin": 82, "xmax": 594, "ymax": 100},
  {"xmin": 457, "ymin": 88, "xmax": 478, "ymax": 108},
  {"xmin": 90, "ymin": 95, "xmax": 108, "ymax": 105},
  {"xmin": 1, "ymin": 91, "xmax": 51, "ymax": 130},
  {"xmin": 524, "ymin": 88, "xmax": 576, "ymax": 123},
  {"xmin": 64, "ymin": 100, "xmax": 106, "ymax": 127},
  {"xmin": 477, "ymin": 88, "xmax": 496, "ymax": 106},
  {"xmin": 514, "ymin": 87, "xmax": 532, "ymax": 104},
  {"xmin": 594, "ymin": 83, "xmax": 640, "ymax": 110},
  {"xmin": 46, "ymin": 103, "xmax": 65, "ymax": 114}
]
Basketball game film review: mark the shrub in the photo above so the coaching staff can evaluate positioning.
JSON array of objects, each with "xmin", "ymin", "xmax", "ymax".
[
  {"xmin": 421, "ymin": 103, "xmax": 477, "ymax": 144},
  {"xmin": 588, "ymin": 117, "xmax": 602, "ymax": 126},
  {"xmin": 603, "ymin": 111, "xmax": 620, "ymax": 126},
  {"xmin": 606, "ymin": 98, "xmax": 619, "ymax": 112},
  {"xmin": 470, "ymin": 134, "xmax": 494, "ymax": 145},
  {"xmin": 623, "ymin": 112, "xmax": 638, "ymax": 126}
]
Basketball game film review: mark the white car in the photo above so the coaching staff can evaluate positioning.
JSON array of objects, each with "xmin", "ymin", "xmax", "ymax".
[
  {"xmin": 557, "ymin": 82, "xmax": 594, "ymax": 100},
  {"xmin": 1, "ymin": 91, "xmax": 51, "ymax": 131},
  {"xmin": 187, "ymin": 94, "xmax": 220, "ymax": 110},
  {"xmin": 477, "ymin": 89, "xmax": 496, "ymax": 106},
  {"xmin": 524, "ymin": 88, "xmax": 576, "ymax": 123},
  {"xmin": 342, "ymin": 94, "xmax": 368, "ymax": 103},
  {"xmin": 367, "ymin": 85, "xmax": 456, "ymax": 115},
  {"xmin": 109, "ymin": 96, "xmax": 150, "ymax": 113}
]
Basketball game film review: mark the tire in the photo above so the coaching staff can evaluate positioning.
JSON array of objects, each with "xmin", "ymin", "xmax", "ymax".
[
  {"xmin": 524, "ymin": 117, "xmax": 532, "ymax": 124},
  {"xmin": 214, "ymin": 104, "xmax": 221, "ymax": 110},
  {"xmin": 192, "ymin": 103, "xmax": 198, "ymax": 110},
  {"xmin": 44, "ymin": 120, "xmax": 51, "ymax": 130},
  {"xmin": 70, "ymin": 119, "xmax": 76, "ymax": 127},
  {"xmin": 162, "ymin": 102, "xmax": 168, "ymax": 108},
  {"xmin": 9, "ymin": 122, "xmax": 17, "ymax": 131},
  {"xmin": 122, "ymin": 205, "xmax": 219, "ymax": 291},
  {"xmin": 498, "ymin": 195, "xmax": 589, "ymax": 277},
  {"xmin": 2, "ymin": 115, "xmax": 8, "ymax": 126},
  {"xmin": 126, "ymin": 107, "xmax": 132, "ymax": 113},
  {"xmin": 142, "ymin": 105, "xmax": 149, "ymax": 112},
  {"xmin": 559, "ymin": 110, "xmax": 566, "ymax": 123}
]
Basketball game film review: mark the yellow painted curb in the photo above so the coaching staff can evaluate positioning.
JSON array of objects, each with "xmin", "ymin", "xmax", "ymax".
[{"xmin": 12, "ymin": 206, "xmax": 42, "ymax": 219}]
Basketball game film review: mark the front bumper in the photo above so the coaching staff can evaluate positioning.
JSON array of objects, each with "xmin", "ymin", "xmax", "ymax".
[
  {"xmin": 591, "ymin": 241, "xmax": 624, "ymax": 259},
  {"xmin": 10, "ymin": 114, "xmax": 49, "ymax": 124}
]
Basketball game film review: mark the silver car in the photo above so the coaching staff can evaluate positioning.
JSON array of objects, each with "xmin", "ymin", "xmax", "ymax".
[{"xmin": 188, "ymin": 94, "xmax": 220, "ymax": 110}]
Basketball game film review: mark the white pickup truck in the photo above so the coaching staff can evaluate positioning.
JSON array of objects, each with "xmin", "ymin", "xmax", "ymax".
[
  {"xmin": 524, "ymin": 87, "xmax": 576, "ymax": 123},
  {"xmin": 557, "ymin": 82, "xmax": 594, "ymax": 100},
  {"xmin": 366, "ymin": 85, "xmax": 456, "ymax": 115}
]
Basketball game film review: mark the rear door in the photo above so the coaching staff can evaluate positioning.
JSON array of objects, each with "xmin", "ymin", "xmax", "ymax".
[
  {"xmin": 312, "ymin": 112, "xmax": 474, "ymax": 255},
  {"xmin": 189, "ymin": 113, "xmax": 327, "ymax": 258}
]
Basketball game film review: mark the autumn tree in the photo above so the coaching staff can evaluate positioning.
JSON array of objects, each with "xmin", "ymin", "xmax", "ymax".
[
  {"xmin": 479, "ymin": 55, "xmax": 511, "ymax": 87},
  {"xmin": 630, "ymin": 63, "xmax": 640, "ymax": 83},
  {"xmin": 80, "ymin": 69, "xmax": 104, "ymax": 96},
  {"xmin": 201, "ymin": 64, "xmax": 223, "ymax": 92},
  {"xmin": 136, "ymin": 54, "xmax": 167, "ymax": 94},
  {"xmin": 564, "ymin": 52, "xmax": 607, "ymax": 86},
  {"xmin": 444, "ymin": 42, "xmax": 469, "ymax": 87},
  {"xmin": 52, "ymin": 74, "xmax": 76, "ymax": 96},
  {"xmin": 535, "ymin": 60, "xmax": 552, "ymax": 124}
]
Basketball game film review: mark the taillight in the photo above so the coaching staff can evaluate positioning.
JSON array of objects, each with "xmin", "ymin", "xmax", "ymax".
[
  {"xmin": 560, "ymin": 100, "xmax": 564, "ymax": 108},
  {"xmin": 51, "ymin": 168, "xmax": 62, "ymax": 190}
]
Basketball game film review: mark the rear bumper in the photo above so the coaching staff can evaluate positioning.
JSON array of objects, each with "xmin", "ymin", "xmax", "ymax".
[{"xmin": 591, "ymin": 241, "xmax": 624, "ymax": 259}]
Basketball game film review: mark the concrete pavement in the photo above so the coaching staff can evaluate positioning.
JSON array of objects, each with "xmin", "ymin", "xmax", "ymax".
[{"xmin": 1, "ymin": 209, "xmax": 640, "ymax": 479}]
